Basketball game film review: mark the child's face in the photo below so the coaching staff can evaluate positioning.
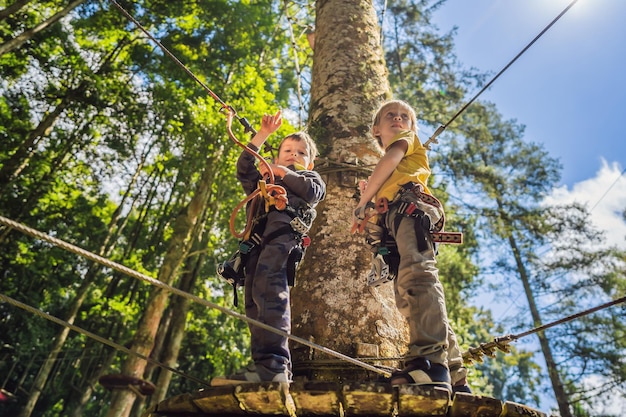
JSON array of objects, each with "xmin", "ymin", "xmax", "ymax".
[
  {"xmin": 372, "ymin": 103, "xmax": 414, "ymax": 148},
  {"xmin": 276, "ymin": 137, "xmax": 313, "ymax": 170}
]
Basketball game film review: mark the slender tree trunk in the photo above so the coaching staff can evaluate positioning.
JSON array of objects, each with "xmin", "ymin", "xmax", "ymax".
[
  {"xmin": 0, "ymin": 39, "xmax": 127, "ymax": 191},
  {"xmin": 65, "ymin": 344, "xmax": 117, "ymax": 417},
  {"xmin": 148, "ymin": 253, "xmax": 200, "ymax": 406},
  {"xmin": 17, "ymin": 277, "xmax": 90, "ymax": 417},
  {"xmin": 0, "ymin": 100, "xmax": 67, "ymax": 189},
  {"xmin": 291, "ymin": 0, "xmax": 408, "ymax": 380},
  {"xmin": 17, "ymin": 163, "xmax": 142, "ymax": 417},
  {"xmin": 507, "ymin": 231, "xmax": 573, "ymax": 417},
  {"xmin": 0, "ymin": 0, "xmax": 86, "ymax": 57},
  {"xmin": 143, "ymin": 181, "xmax": 220, "ymax": 408},
  {"xmin": 0, "ymin": 0, "xmax": 33, "ymax": 21},
  {"xmin": 105, "ymin": 146, "xmax": 224, "ymax": 417}
]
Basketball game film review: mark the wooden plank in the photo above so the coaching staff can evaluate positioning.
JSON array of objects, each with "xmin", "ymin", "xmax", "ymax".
[
  {"xmin": 397, "ymin": 385, "xmax": 450, "ymax": 416},
  {"xmin": 342, "ymin": 382, "xmax": 394, "ymax": 416},
  {"xmin": 291, "ymin": 381, "xmax": 343, "ymax": 416},
  {"xmin": 501, "ymin": 400, "xmax": 547, "ymax": 417},
  {"xmin": 192, "ymin": 386, "xmax": 245, "ymax": 415},
  {"xmin": 449, "ymin": 392, "xmax": 503, "ymax": 417},
  {"xmin": 234, "ymin": 382, "xmax": 295, "ymax": 416},
  {"xmin": 146, "ymin": 381, "xmax": 549, "ymax": 417},
  {"xmin": 152, "ymin": 392, "xmax": 203, "ymax": 414}
]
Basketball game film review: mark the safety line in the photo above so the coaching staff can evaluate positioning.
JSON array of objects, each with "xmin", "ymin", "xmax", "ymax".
[
  {"xmin": 0, "ymin": 215, "xmax": 391, "ymax": 378},
  {"xmin": 463, "ymin": 294, "xmax": 626, "ymax": 364},
  {"xmin": 423, "ymin": 0, "xmax": 580, "ymax": 149},
  {"xmin": 108, "ymin": 0, "xmax": 255, "ymax": 136},
  {"xmin": 0, "ymin": 293, "xmax": 212, "ymax": 388},
  {"xmin": 589, "ymin": 167, "xmax": 626, "ymax": 212},
  {"xmin": 3, "ymin": 210, "xmax": 623, "ymax": 370}
]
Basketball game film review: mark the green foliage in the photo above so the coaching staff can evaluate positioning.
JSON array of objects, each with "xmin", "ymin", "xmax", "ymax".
[
  {"xmin": 434, "ymin": 99, "xmax": 626, "ymax": 409},
  {"xmin": 2, "ymin": 0, "xmax": 623, "ymax": 415},
  {"xmin": 0, "ymin": 0, "xmax": 298, "ymax": 415}
]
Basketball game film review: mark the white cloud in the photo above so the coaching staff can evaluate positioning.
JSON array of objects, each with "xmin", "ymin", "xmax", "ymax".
[{"xmin": 544, "ymin": 159, "xmax": 626, "ymax": 249}]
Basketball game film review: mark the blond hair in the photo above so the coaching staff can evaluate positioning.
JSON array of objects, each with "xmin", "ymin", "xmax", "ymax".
[{"xmin": 371, "ymin": 100, "xmax": 418, "ymax": 148}]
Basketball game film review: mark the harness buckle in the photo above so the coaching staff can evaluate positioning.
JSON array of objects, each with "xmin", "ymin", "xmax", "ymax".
[
  {"xmin": 405, "ymin": 202, "xmax": 418, "ymax": 215},
  {"xmin": 290, "ymin": 216, "xmax": 310, "ymax": 235},
  {"xmin": 366, "ymin": 253, "xmax": 393, "ymax": 287},
  {"xmin": 239, "ymin": 241, "xmax": 255, "ymax": 254}
]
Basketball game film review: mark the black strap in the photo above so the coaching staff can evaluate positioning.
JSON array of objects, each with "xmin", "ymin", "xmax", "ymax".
[
  {"xmin": 391, "ymin": 206, "xmax": 432, "ymax": 253},
  {"xmin": 262, "ymin": 225, "xmax": 296, "ymax": 246},
  {"xmin": 232, "ymin": 284, "xmax": 239, "ymax": 307}
]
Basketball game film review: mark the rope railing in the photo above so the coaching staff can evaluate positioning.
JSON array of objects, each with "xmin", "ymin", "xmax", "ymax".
[{"xmin": 0, "ymin": 215, "xmax": 391, "ymax": 378}]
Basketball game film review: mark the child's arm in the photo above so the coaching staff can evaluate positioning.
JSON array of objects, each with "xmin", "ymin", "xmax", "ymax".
[
  {"xmin": 237, "ymin": 111, "xmax": 282, "ymax": 194},
  {"xmin": 356, "ymin": 140, "xmax": 408, "ymax": 208},
  {"xmin": 281, "ymin": 169, "xmax": 326, "ymax": 205},
  {"xmin": 250, "ymin": 111, "xmax": 282, "ymax": 149}
]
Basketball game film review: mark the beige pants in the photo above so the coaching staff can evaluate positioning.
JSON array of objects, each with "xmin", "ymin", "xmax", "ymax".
[{"xmin": 385, "ymin": 204, "xmax": 467, "ymax": 384}]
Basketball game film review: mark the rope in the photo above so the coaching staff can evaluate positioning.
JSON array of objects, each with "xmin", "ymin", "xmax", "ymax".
[
  {"xmin": 283, "ymin": 1, "xmax": 306, "ymax": 128},
  {"xmin": 463, "ymin": 294, "xmax": 626, "ymax": 365},
  {"xmin": 422, "ymin": 0, "xmax": 580, "ymax": 149},
  {"xmin": 0, "ymin": 215, "xmax": 391, "ymax": 378},
  {"xmin": 0, "ymin": 293, "xmax": 212, "ymax": 388},
  {"xmin": 109, "ymin": 0, "xmax": 256, "ymax": 136},
  {"xmin": 589, "ymin": 166, "xmax": 626, "ymax": 212},
  {"xmin": 223, "ymin": 111, "xmax": 289, "ymax": 239},
  {"xmin": 3, "ymin": 213, "xmax": 623, "ymax": 373}
]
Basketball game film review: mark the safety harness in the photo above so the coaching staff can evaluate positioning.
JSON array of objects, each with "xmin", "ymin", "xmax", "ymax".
[
  {"xmin": 218, "ymin": 186, "xmax": 315, "ymax": 306},
  {"xmin": 360, "ymin": 182, "xmax": 463, "ymax": 287},
  {"xmin": 391, "ymin": 182, "xmax": 463, "ymax": 244}
]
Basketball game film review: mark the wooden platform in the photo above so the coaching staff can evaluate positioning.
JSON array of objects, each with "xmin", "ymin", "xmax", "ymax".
[{"xmin": 142, "ymin": 381, "xmax": 547, "ymax": 417}]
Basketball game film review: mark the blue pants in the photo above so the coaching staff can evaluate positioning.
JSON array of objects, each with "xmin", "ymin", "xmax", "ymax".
[{"xmin": 244, "ymin": 213, "xmax": 297, "ymax": 374}]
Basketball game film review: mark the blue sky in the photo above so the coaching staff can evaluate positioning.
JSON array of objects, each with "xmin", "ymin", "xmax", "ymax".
[
  {"xmin": 431, "ymin": 0, "xmax": 626, "ymax": 249},
  {"xmin": 431, "ymin": 1, "xmax": 626, "ymax": 413}
]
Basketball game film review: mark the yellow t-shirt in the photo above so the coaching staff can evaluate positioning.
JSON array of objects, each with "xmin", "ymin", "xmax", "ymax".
[{"xmin": 376, "ymin": 130, "xmax": 432, "ymax": 202}]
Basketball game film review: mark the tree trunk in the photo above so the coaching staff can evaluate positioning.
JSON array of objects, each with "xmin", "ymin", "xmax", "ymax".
[
  {"xmin": 0, "ymin": 0, "xmax": 86, "ymax": 57},
  {"xmin": 17, "ymin": 278, "xmax": 90, "ymax": 417},
  {"xmin": 148, "ymin": 252, "xmax": 201, "ymax": 406},
  {"xmin": 105, "ymin": 145, "xmax": 223, "ymax": 417},
  {"xmin": 0, "ymin": 100, "xmax": 67, "ymax": 189},
  {"xmin": 506, "ymin": 230, "xmax": 574, "ymax": 417},
  {"xmin": 291, "ymin": 0, "xmax": 408, "ymax": 381},
  {"xmin": 17, "ymin": 170, "xmax": 140, "ymax": 417},
  {"xmin": 65, "ymin": 344, "xmax": 117, "ymax": 417},
  {"xmin": 0, "ymin": 0, "xmax": 33, "ymax": 21},
  {"xmin": 0, "ymin": 39, "xmax": 128, "ymax": 191}
]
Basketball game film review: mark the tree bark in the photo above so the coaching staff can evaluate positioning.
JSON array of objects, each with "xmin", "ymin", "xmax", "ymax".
[
  {"xmin": 506, "ymin": 228, "xmax": 573, "ymax": 417},
  {"xmin": 105, "ymin": 145, "xmax": 223, "ymax": 417},
  {"xmin": 0, "ymin": 0, "xmax": 33, "ymax": 21},
  {"xmin": 0, "ymin": 0, "xmax": 86, "ymax": 57},
  {"xmin": 291, "ymin": 0, "xmax": 408, "ymax": 381}
]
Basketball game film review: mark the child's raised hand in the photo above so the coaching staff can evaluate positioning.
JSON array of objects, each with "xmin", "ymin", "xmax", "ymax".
[{"xmin": 259, "ymin": 110, "xmax": 282, "ymax": 135}]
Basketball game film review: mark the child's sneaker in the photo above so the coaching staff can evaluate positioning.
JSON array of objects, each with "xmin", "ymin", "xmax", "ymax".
[
  {"xmin": 210, "ymin": 363, "xmax": 291, "ymax": 386},
  {"xmin": 452, "ymin": 378, "xmax": 472, "ymax": 395},
  {"xmin": 389, "ymin": 357, "xmax": 451, "ymax": 392}
]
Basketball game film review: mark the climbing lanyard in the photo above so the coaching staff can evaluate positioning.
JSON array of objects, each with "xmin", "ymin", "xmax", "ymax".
[{"xmin": 110, "ymin": 0, "xmax": 288, "ymax": 240}]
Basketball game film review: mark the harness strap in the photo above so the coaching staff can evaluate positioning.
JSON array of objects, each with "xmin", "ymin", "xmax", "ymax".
[
  {"xmin": 258, "ymin": 179, "xmax": 288, "ymax": 211},
  {"xmin": 262, "ymin": 225, "xmax": 297, "ymax": 246},
  {"xmin": 387, "ymin": 183, "xmax": 463, "ymax": 245}
]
